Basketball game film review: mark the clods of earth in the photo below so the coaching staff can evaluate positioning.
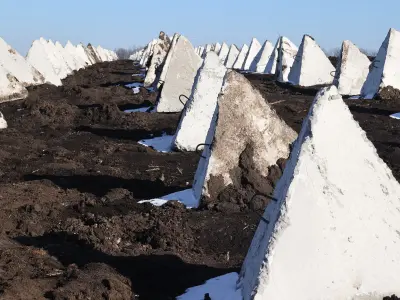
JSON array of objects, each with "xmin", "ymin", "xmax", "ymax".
[{"xmin": 0, "ymin": 61, "xmax": 399, "ymax": 300}]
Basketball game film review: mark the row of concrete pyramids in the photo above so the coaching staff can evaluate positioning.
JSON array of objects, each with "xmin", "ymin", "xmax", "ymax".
[
  {"xmin": 133, "ymin": 28, "xmax": 400, "ymax": 99},
  {"xmin": 0, "ymin": 37, "xmax": 118, "ymax": 103},
  {"xmin": 132, "ymin": 30, "xmax": 400, "ymax": 298}
]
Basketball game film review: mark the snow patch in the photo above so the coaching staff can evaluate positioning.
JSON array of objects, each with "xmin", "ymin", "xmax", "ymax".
[
  {"xmin": 139, "ymin": 189, "xmax": 197, "ymax": 208},
  {"xmin": 138, "ymin": 134, "xmax": 174, "ymax": 152},
  {"xmin": 390, "ymin": 112, "xmax": 400, "ymax": 119}
]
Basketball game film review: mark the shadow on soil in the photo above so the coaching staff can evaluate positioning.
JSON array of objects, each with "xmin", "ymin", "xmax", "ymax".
[
  {"xmin": 23, "ymin": 174, "xmax": 183, "ymax": 199},
  {"xmin": 16, "ymin": 232, "xmax": 237, "ymax": 300},
  {"xmin": 75, "ymin": 126, "xmax": 166, "ymax": 141}
]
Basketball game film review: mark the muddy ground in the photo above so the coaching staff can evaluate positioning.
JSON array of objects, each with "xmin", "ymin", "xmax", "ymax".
[{"xmin": 0, "ymin": 60, "xmax": 398, "ymax": 300}]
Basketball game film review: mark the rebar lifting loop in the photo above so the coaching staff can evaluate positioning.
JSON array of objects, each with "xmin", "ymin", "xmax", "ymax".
[
  {"xmin": 249, "ymin": 193, "xmax": 279, "ymax": 224},
  {"xmin": 330, "ymin": 70, "xmax": 336, "ymax": 77},
  {"xmin": 179, "ymin": 94, "xmax": 191, "ymax": 106},
  {"xmin": 195, "ymin": 143, "xmax": 211, "ymax": 159}
]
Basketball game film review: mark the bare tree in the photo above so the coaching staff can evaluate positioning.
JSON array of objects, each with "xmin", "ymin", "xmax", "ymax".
[
  {"xmin": 115, "ymin": 46, "xmax": 144, "ymax": 59},
  {"xmin": 359, "ymin": 48, "xmax": 377, "ymax": 57}
]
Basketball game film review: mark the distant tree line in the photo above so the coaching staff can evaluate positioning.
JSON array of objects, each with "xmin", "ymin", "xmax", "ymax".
[
  {"xmin": 114, "ymin": 46, "xmax": 144, "ymax": 59},
  {"xmin": 324, "ymin": 47, "xmax": 377, "ymax": 57}
]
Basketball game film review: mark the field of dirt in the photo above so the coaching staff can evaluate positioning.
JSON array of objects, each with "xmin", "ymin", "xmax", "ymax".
[{"xmin": 0, "ymin": 60, "xmax": 398, "ymax": 300}]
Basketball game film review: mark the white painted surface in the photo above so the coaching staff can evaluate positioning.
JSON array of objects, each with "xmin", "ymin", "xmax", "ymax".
[
  {"xmin": 173, "ymin": 52, "xmax": 226, "ymax": 151},
  {"xmin": 138, "ymin": 134, "xmax": 174, "ymax": 152},
  {"xmin": 26, "ymin": 39, "xmax": 62, "ymax": 86},
  {"xmin": 218, "ymin": 42, "xmax": 229, "ymax": 63},
  {"xmin": 232, "ymin": 44, "xmax": 249, "ymax": 70},
  {"xmin": 243, "ymin": 38, "xmax": 262, "ymax": 71},
  {"xmin": 390, "ymin": 112, "xmax": 400, "ymax": 119},
  {"xmin": 155, "ymin": 35, "xmax": 202, "ymax": 112},
  {"xmin": 157, "ymin": 33, "xmax": 180, "ymax": 89},
  {"xmin": 139, "ymin": 189, "xmax": 197, "ymax": 208},
  {"xmin": 225, "ymin": 44, "xmax": 239, "ymax": 68},
  {"xmin": 276, "ymin": 36, "xmax": 298, "ymax": 82},
  {"xmin": 239, "ymin": 86, "xmax": 400, "ymax": 300},
  {"xmin": 334, "ymin": 40, "xmax": 371, "ymax": 96},
  {"xmin": 255, "ymin": 40, "xmax": 274, "ymax": 73},
  {"xmin": 288, "ymin": 35, "xmax": 334, "ymax": 86},
  {"xmin": 0, "ymin": 111, "xmax": 7, "ymax": 129},
  {"xmin": 0, "ymin": 37, "xmax": 44, "ymax": 86},
  {"xmin": 192, "ymin": 70, "xmax": 296, "ymax": 204},
  {"xmin": 177, "ymin": 273, "xmax": 241, "ymax": 300},
  {"xmin": 0, "ymin": 65, "xmax": 28, "ymax": 102},
  {"xmin": 361, "ymin": 28, "xmax": 400, "ymax": 99}
]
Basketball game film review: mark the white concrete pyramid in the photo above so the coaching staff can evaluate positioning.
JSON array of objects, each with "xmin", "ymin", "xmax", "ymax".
[
  {"xmin": 83, "ymin": 44, "xmax": 97, "ymax": 64},
  {"xmin": 361, "ymin": 28, "xmax": 400, "ymax": 99},
  {"xmin": 0, "ymin": 65, "xmax": 28, "ymax": 102},
  {"xmin": 173, "ymin": 52, "xmax": 226, "ymax": 151},
  {"xmin": 255, "ymin": 40, "xmax": 274, "ymax": 73},
  {"xmin": 203, "ymin": 44, "xmax": 213, "ymax": 57},
  {"xmin": 65, "ymin": 41, "xmax": 87, "ymax": 69},
  {"xmin": 193, "ymin": 70, "xmax": 296, "ymax": 206},
  {"xmin": 144, "ymin": 32, "xmax": 171, "ymax": 87},
  {"xmin": 156, "ymin": 33, "xmax": 180, "ymax": 89},
  {"xmin": 76, "ymin": 43, "xmax": 93, "ymax": 66},
  {"xmin": 0, "ymin": 37, "xmax": 44, "ymax": 86},
  {"xmin": 154, "ymin": 35, "xmax": 203, "ymax": 112},
  {"xmin": 232, "ymin": 44, "xmax": 249, "ymax": 70},
  {"xmin": 96, "ymin": 45, "xmax": 109, "ymax": 62},
  {"xmin": 214, "ymin": 42, "xmax": 222, "ymax": 53},
  {"xmin": 47, "ymin": 39, "xmax": 71, "ymax": 79},
  {"xmin": 264, "ymin": 39, "xmax": 279, "ymax": 74},
  {"xmin": 239, "ymin": 85, "xmax": 400, "ymax": 300},
  {"xmin": 198, "ymin": 46, "xmax": 205, "ymax": 58},
  {"xmin": 243, "ymin": 38, "xmax": 262, "ymax": 71},
  {"xmin": 0, "ymin": 111, "xmax": 7, "ymax": 129},
  {"xmin": 276, "ymin": 36, "xmax": 298, "ymax": 82},
  {"xmin": 140, "ymin": 39, "xmax": 157, "ymax": 67},
  {"xmin": 218, "ymin": 42, "xmax": 229, "ymax": 63},
  {"xmin": 334, "ymin": 40, "xmax": 371, "ymax": 96},
  {"xmin": 288, "ymin": 35, "xmax": 334, "ymax": 86},
  {"xmin": 55, "ymin": 41, "xmax": 77, "ymax": 71},
  {"xmin": 26, "ymin": 38, "xmax": 62, "ymax": 86},
  {"xmin": 87, "ymin": 44, "xmax": 102, "ymax": 63},
  {"xmin": 225, "ymin": 44, "xmax": 240, "ymax": 68}
]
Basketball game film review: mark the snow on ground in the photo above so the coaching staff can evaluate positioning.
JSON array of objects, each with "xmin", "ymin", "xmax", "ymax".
[
  {"xmin": 139, "ymin": 189, "xmax": 198, "ymax": 208},
  {"xmin": 390, "ymin": 113, "xmax": 400, "ymax": 119},
  {"xmin": 138, "ymin": 133, "xmax": 174, "ymax": 152},
  {"xmin": 177, "ymin": 273, "xmax": 241, "ymax": 300},
  {"xmin": 124, "ymin": 107, "xmax": 151, "ymax": 113},
  {"xmin": 125, "ymin": 82, "xmax": 143, "ymax": 88}
]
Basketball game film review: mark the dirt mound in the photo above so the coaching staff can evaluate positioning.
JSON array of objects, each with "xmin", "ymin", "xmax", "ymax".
[{"xmin": 378, "ymin": 85, "xmax": 400, "ymax": 101}]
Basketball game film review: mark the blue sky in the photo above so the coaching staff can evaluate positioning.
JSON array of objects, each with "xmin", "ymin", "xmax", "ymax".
[{"xmin": 0, "ymin": 0, "xmax": 399, "ymax": 55}]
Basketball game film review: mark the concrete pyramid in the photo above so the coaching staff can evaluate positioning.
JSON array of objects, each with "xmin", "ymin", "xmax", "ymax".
[
  {"xmin": 87, "ymin": 44, "xmax": 102, "ymax": 63},
  {"xmin": 224, "ymin": 44, "xmax": 240, "ymax": 68},
  {"xmin": 214, "ymin": 42, "xmax": 222, "ymax": 53},
  {"xmin": 96, "ymin": 46, "xmax": 109, "ymax": 62},
  {"xmin": 255, "ymin": 40, "xmax": 274, "ymax": 73},
  {"xmin": 173, "ymin": 52, "xmax": 227, "ymax": 151},
  {"xmin": 243, "ymin": 38, "xmax": 262, "ymax": 71},
  {"xmin": 0, "ymin": 111, "xmax": 7, "ymax": 129},
  {"xmin": 65, "ymin": 41, "xmax": 87, "ymax": 69},
  {"xmin": 47, "ymin": 39, "xmax": 71, "ymax": 79},
  {"xmin": 140, "ymin": 39, "xmax": 157, "ymax": 67},
  {"xmin": 144, "ymin": 32, "xmax": 171, "ymax": 87},
  {"xmin": 334, "ymin": 40, "xmax": 371, "ymax": 96},
  {"xmin": 361, "ymin": 28, "xmax": 400, "ymax": 99},
  {"xmin": 154, "ymin": 35, "xmax": 203, "ymax": 112},
  {"xmin": 264, "ymin": 39, "xmax": 279, "ymax": 74},
  {"xmin": 0, "ymin": 37, "xmax": 44, "ymax": 86},
  {"xmin": 239, "ymin": 85, "xmax": 400, "ymax": 300},
  {"xmin": 0, "ymin": 65, "xmax": 28, "ymax": 102},
  {"xmin": 288, "ymin": 35, "xmax": 334, "ymax": 86},
  {"xmin": 55, "ymin": 41, "xmax": 77, "ymax": 71},
  {"xmin": 156, "ymin": 33, "xmax": 180, "ymax": 89},
  {"xmin": 232, "ymin": 44, "xmax": 249, "ymax": 70},
  {"xmin": 203, "ymin": 44, "xmax": 213, "ymax": 57},
  {"xmin": 276, "ymin": 36, "xmax": 298, "ymax": 82},
  {"xmin": 218, "ymin": 42, "xmax": 229, "ymax": 63},
  {"xmin": 26, "ymin": 39, "xmax": 62, "ymax": 86},
  {"xmin": 83, "ymin": 44, "xmax": 97, "ymax": 64},
  {"xmin": 76, "ymin": 43, "xmax": 93, "ymax": 66},
  {"xmin": 193, "ymin": 70, "xmax": 296, "ymax": 206},
  {"xmin": 197, "ymin": 46, "xmax": 205, "ymax": 57}
]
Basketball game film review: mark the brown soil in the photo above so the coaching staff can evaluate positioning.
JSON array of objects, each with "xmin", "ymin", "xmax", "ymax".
[{"xmin": 0, "ymin": 61, "xmax": 398, "ymax": 300}]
